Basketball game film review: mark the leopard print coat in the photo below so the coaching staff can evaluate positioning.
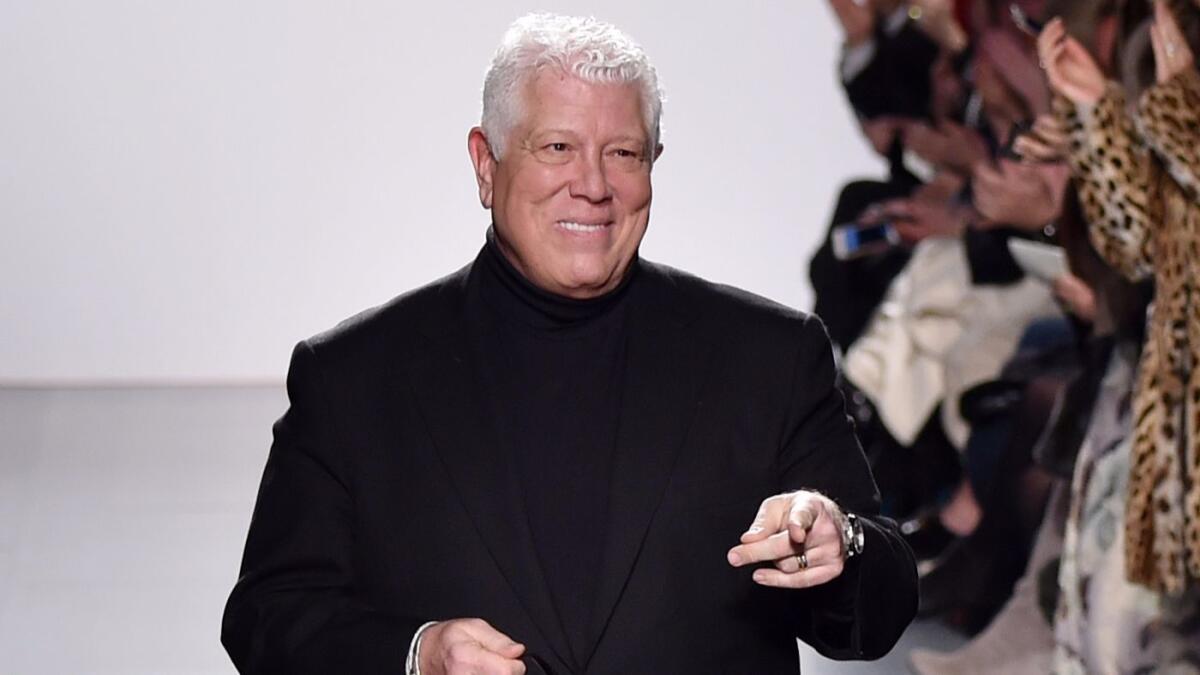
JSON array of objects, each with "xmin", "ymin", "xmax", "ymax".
[{"xmin": 1057, "ymin": 67, "xmax": 1200, "ymax": 595}]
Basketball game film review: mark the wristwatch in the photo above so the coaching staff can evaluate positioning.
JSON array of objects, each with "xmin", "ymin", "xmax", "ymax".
[{"xmin": 840, "ymin": 512, "xmax": 865, "ymax": 559}]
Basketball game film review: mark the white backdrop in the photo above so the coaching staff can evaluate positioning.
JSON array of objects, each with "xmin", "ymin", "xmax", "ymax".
[{"xmin": 0, "ymin": 0, "xmax": 884, "ymax": 384}]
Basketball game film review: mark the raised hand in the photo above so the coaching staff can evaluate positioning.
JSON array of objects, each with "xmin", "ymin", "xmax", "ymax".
[
  {"xmin": 1151, "ymin": 0, "xmax": 1194, "ymax": 84},
  {"xmin": 1038, "ymin": 18, "xmax": 1106, "ymax": 106},
  {"xmin": 828, "ymin": 0, "xmax": 876, "ymax": 46},
  {"xmin": 908, "ymin": 0, "xmax": 968, "ymax": 52}
]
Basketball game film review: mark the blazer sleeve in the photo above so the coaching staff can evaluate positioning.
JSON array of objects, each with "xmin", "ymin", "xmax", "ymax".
[
  {"xmin": 221, "ymin": 341, "xmax": 425, "ymax": 674},
  {"xmin": 1056, "ymin": 87, "xmax": 1156, "ymax": 282},
  {"xmin": 776, "ymin": 317, "xmax": 919, "ymax": 660}
]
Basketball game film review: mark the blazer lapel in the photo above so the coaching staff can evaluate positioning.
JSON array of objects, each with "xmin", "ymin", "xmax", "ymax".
[
  {"xmin": 404, "ymin": 269, "xmax": 574, "ymax": 671},
  {"xmin": 583, "ymin": 264, "xmax": 715, "ymax": 667}
]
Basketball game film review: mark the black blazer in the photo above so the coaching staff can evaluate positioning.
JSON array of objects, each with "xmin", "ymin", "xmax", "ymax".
[{"xmin": 222, "ymin": 256, "xmax": 917, "ymax": 674}]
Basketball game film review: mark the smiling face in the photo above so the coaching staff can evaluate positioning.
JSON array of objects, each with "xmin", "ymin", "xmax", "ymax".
[{"xmin": 468, "ymin": 70, "xmax": 661, "ymax": 299}]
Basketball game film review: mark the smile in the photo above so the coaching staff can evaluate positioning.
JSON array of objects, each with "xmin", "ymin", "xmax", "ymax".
[{"xmin": 557, "ymin": 220, "xmax": 612, "ymax": 233}]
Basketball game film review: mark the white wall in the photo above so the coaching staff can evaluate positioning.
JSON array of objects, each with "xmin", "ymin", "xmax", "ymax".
[{"xmin": 0, "ymin": 0, "xmax": 884, "ymax": 384}]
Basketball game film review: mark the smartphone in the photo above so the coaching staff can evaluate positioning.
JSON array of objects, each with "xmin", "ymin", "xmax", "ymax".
[
  {"xmin": 1009, "ymin": 3, "xmax": 1044, "ymax": 37},
  {"xmin": 832, "ymin": 221, "xmax": 901, "ymax": 260}
]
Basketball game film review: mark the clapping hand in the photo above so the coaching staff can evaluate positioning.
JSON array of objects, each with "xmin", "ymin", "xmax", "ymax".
[
  {"xmin": 1150, "ymin": 0, "xmax": 1194, "ymax": 84},
  {"xmin": 903, "ymin": 121, "xmax": 990, "ymax": 177},
  {"xmin": 1013, "ymin": 114, "xmax": 1070, "ymax": 163},
  {"xmin": 1038, "ymin": 18, "xmax": 1106, "ymax": 106},
  {"xmin": 973, "ymin": 159, "xmax": 1064, "ymax": 230},
  {"xmin": 828, "ymin": 0, "xmax": 876, "ymax": 46},
  {"xmin": 908, "ymin": 0, "xmax": 968, "ymax": 52}
]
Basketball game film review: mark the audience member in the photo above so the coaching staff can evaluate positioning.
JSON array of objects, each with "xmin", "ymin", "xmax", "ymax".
[
  {"xmin": 888, "ymin": 0, "xmax": 1200, "ymax": 671},
  {"xmin": 1040, "ymin": 0, "xmax": 1200, "ymax": 669}
]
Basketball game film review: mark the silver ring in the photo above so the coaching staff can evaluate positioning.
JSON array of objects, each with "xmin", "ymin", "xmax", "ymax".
[
  {"xmin": 796, "ymin": 552, "xmax": 809, "ymax": 570},
  {"xmin": 1167, "ymin": 42, "xmax": 1177, "ymax": 57}
]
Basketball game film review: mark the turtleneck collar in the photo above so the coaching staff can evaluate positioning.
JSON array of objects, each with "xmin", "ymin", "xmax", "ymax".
[{"xmin": 479, "ymin": 226, "xmax": 638, "ymax": 332}]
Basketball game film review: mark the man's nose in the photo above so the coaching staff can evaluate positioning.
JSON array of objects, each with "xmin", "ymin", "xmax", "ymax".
[{"xmin": 568, "ymin": 154, "xmax": 612, "ymax": 202}]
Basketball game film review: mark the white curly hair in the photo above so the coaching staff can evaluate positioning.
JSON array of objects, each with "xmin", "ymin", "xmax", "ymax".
[{"xmin": 480, "ymin": 13, "xmax": 664, "ymax": 161}]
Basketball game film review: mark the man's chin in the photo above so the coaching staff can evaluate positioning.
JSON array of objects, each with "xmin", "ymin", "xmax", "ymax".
[{"xmin": 549, "ymin": 268, "xmax": 624, "ymax": 299}]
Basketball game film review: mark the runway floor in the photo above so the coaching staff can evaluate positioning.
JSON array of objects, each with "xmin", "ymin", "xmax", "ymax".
[{"xmin": 0, "ymin": 387, "xmax": 965, "ymax": 674}]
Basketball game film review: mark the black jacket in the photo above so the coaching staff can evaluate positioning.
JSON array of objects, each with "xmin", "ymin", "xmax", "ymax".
[{"xmin": 222, "ymin": 253, "xmax": 917, "ymax": 674}]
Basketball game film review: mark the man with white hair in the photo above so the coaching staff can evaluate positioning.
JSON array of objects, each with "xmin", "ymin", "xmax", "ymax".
[{"xmin": 223, "ymin": 13, "xmax": 917, "ymax": 674}]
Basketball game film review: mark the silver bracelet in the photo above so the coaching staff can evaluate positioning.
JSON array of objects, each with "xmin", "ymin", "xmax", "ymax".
[{"xmin": 405, "ymin": 621, "xmax": 439, "ymax": 675}]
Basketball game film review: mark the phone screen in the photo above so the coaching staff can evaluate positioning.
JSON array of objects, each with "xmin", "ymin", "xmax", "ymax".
[
  {"xmin": 847, "ymin": 223, "xmax": 893, "ymax": 248},
  {"xmin": 833, "ymin": 222, "xmax": 898, "ymax": 260}
]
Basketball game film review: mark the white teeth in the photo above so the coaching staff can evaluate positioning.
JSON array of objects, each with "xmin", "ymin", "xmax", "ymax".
[{"xmin": 558, "ymin": 221, "xmax": 606, "ymax": 232}]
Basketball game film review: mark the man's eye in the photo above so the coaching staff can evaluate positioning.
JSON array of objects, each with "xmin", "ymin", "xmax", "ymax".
[
  {"xmin": 547, "ymin": 142, "xmax": 569, "ymax": 152},
  {"xmin": 610, "ymin": 148, "xmax": 645, "ymax": 166}
]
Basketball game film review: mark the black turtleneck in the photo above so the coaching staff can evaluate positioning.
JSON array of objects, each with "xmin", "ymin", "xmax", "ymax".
[{"xmin": 471, "ymin": 230, "xmax": 635, "ymax": 668}]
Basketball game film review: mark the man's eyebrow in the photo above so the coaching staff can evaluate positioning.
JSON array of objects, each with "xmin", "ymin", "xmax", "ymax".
[
  {"xmin": 527, "ymin": 129, "xmax": 647, "ymax": 143},
  {"xmin": 608, "ymin": 134, "xmax": 649, "ymax": 145},
  {"xmin": 528, "ymin": 128, "xmax": 579, "ymax": 138}
]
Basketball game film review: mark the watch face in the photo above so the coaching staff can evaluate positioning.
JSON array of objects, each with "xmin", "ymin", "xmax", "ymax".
[{"xmin": 845, "ymin": 513, "xmax": 864, "ymax": 557}]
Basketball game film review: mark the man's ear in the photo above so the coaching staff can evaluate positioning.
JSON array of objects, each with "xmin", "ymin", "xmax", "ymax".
[{"xmin": 467, "ymin": 127, "xmax": 497, "ymax": 209}]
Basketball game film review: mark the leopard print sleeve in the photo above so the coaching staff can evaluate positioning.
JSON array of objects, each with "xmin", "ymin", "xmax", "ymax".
[
  {"xmin": 1137, "ymin": 67, "xmax": 1200, "ymax": 200},
  {"xmin": 1056, "ymin": 86, "xmax": 1155, "ymax": 281}
]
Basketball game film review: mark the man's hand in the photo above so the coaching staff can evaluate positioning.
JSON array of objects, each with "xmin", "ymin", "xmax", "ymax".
[
  {"xmin": 1038, "ymin": 18, "xmax": 1106, "ymax": 107},
  {"xmin": 419, "ymin": 618, "xmax": 527, "ymax": 675},
  {"xmin": 727, "ymin": 491, "xmax": 847, "ymax": 589}
]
